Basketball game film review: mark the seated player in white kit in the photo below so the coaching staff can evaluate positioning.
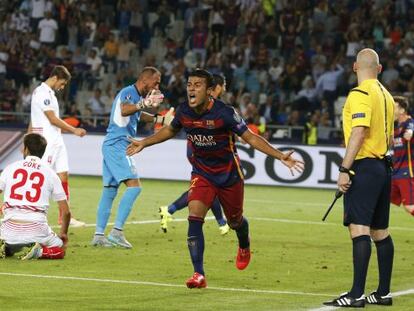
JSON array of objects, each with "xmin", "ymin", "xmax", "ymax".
[{"xmin": 0, "ymin": 133, "xmax": 71, "ymax": 260}]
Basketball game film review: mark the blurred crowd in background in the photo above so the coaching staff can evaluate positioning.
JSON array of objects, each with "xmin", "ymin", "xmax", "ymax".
[{"xmin": 1, "ymin": 0, "xmax": 414, "ymax": 144}]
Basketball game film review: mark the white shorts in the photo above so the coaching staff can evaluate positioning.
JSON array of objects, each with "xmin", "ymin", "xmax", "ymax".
[
  {"xmin": 42, "ymin": 143, "xmax": 69, "ymax": 173},
  {"xmin": 0, "ymin": 220, "xmax": 63, "ymax": 247}
]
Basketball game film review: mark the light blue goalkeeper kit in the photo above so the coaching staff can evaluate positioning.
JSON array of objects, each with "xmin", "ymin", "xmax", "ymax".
[{"xmin": 95, "ymin": 84, "xmax": 143, "ymax": 237}]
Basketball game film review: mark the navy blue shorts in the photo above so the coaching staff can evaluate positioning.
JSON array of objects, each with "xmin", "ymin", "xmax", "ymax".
[{"xmin": 343, "ymin": 158, "xmax": 392, "ymax": 229}]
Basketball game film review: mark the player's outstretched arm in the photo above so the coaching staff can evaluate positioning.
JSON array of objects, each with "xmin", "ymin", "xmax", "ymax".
[
  {"xmin": 57, "ymin": 200, "xmax": 71, "ymax": 248},
  {"xmin": 126, "ymin": 125, "xmax": 178, "ymax": 156},
  {"xmin": 44, "ymin": 111, "xmax": 87, "ymax": 137},
  {"xmin": 240, "ymin": 129, "xmax": 304, "ymax": 175}
]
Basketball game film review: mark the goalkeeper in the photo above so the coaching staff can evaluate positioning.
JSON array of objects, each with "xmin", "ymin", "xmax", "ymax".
[{"xmin": 91, "ymin": 67, "xmax": 174, "ymax": 248}]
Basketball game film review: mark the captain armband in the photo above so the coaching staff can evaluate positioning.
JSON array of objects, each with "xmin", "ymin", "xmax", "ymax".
[{"xmin": 153, "ymin": 114, "xmax": 165, "ymax": 125}]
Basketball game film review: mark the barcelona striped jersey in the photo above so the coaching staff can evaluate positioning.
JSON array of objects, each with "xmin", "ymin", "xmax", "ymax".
[
  {"xmin": 170, "ymin": 99, "xmax": 248, "ymax": 187},
  {"xmin": 393, "ymin": 117, "xmax": 414, "ymax": 179}
]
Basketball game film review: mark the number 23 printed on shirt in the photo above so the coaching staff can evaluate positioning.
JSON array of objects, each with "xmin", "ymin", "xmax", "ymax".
[{"xmin": 10, "ymin": 169, "xmax": 45, "ymax": 203}]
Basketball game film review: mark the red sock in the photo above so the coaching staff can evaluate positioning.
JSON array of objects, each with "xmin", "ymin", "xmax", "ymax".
[
  {"xmin": 62, "ymin": 182, "xmax": 69, "ymax": 200},
  {"xmin": 59, "ymin": 182, "xmax": 69, "ymax": 224},
  {"xmin": 410, "ymin": 209, "xmax": 414, "ymax": 216},
  {"xmin": 41, "ymin": 246, "xmax": 65, "ymax": 259}
]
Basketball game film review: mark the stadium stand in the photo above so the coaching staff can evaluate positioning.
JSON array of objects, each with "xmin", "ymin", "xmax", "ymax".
[
  {"xmin": 0, "ymin": 0, "xmax": 413, "ymax": 145},
  {"xmin": 0, "ymin": 130, "xmax": 24, "ymax": 163}
]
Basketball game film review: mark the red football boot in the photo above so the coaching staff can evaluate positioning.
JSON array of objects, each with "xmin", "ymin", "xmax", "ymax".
[
  {"xmin": 236, "ymin": 247, "xmax": 251, "ymax": 270},
  {"xmin": 186, "ymin": 272, "xmax": 207, "ymax": 288}
]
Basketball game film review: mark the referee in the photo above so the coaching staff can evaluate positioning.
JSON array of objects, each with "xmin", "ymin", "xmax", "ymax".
[{"xmin": 324, "ymin": 49, "xmax": 395, "ymax": 308}]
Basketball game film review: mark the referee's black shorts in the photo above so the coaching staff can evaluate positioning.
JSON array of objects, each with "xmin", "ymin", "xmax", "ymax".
[{"xmin": 343, "ymin": 158, "xmax": 392, "ymax": 229}]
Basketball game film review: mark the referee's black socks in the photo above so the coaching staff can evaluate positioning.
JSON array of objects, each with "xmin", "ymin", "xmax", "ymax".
[
  {"xmin": 375, "ymin": 235, "xmax": 394, "ymax": 296},
  {"xmin": 349, "ymin": 235, "xmax": 371, "ymax": 298}
]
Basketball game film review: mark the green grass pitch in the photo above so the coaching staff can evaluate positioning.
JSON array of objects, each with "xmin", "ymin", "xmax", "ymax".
[{"xmin": 0, "ymin": 176, "xmax": 413, "ymax": 310}]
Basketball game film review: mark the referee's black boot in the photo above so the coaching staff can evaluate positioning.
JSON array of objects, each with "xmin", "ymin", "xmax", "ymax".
[
  {"xmin": 365, "ymin": 291, "xmax": 393, "ymax": 306},
  {"xmin": 323, "ymin": 292, "xmax": 365, "ymax": 308}
]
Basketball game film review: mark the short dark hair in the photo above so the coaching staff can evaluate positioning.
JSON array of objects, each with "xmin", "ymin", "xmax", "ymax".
[
  {"xmin": 24, "ymin": 133, "xmax": 47, "ymax": 158},
  {"xmin": 394, "ymin": 96, "xmax": 409, "ymax": 112},
  {"xmin": 49, "ymin": 65, "xmax": 71, "ymax": 81},
  {"xmin": 139, "ymin": 66, "xmax": 161, "ymax": 79},
  {"xmin": 188, "ymin": 69, "xmax": 214, "ymax": 88},
  {"xmin": 212, "ymin": 73, "xmax": 225, "ymax": 87}
]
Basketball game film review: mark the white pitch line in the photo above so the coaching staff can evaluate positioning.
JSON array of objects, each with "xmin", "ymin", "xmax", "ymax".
[
  {"xmin": 71, "ymin": 187, "xmax": 327, "ymax": 207},
  {"xmin": 394, "ymin": 288, "xmax": 414, "ymax": 296},
  {"xmin": 0, "ymin": 272, "xmax": 331, "ymax": 297},
  {"xmin": 308, "ymin": 288, "xmax": 414, "ymax": 311},
  {"xmin": 54, "ymin": 216, "xmax": 414, "ymax": 232}
]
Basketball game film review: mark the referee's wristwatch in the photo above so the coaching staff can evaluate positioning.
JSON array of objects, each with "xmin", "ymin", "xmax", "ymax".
[{"xmin": 339, "ymin": 166, "xmax": 355, "ymax": 178}]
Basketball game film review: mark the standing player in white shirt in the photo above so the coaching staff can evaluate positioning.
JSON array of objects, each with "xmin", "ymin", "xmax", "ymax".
[
  {"xmin": 0, "ymin": 133, "xmax": 71, "ymax": 260},
  {"xmin": 29, "ymin": 65, "xmax": 86, "ymax": 227}
]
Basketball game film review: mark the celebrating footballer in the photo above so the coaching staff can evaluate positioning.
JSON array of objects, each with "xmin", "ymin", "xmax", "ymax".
[{"xmin": 127, "ymin": 69, "xmax": 304, "ymax": 288}]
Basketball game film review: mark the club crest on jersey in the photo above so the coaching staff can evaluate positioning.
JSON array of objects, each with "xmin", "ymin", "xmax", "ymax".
[
  {"xmin": 206, "ymin": 120, "xmax": 215, "ymax": 129},
  {"xmin": 394, "ymin": 137, "xmax": 403, "ymax": 147},
  {"xmin": 44, "ymin": 99, "xmax": 50, "ymax": 106}
]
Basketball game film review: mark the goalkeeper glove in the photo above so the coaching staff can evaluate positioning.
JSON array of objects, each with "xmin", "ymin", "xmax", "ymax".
[{"xmin": 136, "ymin": 89, "xmax": 164, "ymax": 110}]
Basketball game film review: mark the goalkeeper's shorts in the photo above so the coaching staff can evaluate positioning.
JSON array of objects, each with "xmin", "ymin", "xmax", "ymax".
[{"xmin": 102, "ymin": 143, "xmax": 139, "ymax": 187}]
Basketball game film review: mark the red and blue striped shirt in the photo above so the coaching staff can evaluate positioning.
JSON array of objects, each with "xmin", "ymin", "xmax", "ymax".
[
  {"xmin": 393, "ymin": 117, "xmax": 414, "ymax": 179},
  {"xmin": 171, "ymin": 99, "xmax": 248, "ymax": 187}
]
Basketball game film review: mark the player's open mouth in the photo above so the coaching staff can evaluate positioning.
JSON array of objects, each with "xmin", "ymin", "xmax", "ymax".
[{"xmin": 189, "ymin": 94, "xmax": 196, "ymax": 104}]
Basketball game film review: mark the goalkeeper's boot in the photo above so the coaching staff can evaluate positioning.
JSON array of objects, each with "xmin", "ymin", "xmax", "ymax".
[
  {"xmin": 219, "ymin": 223, "xmax": 230, "ymax": 236},
  {"xmin": 323, "ymin": 292, "xmax": 365, "ymax": 308},
  {"xmin": 0, "ymin": 240, "xmax": 6, "ymax": 259},
  {"xmin": 159, "ymin": 206, "xmax": 172, "ymax": 233},
  {"xmin": 91, "ymin": 234, "xmax": 114, "ymax": 247},
  {"xmin": 186, "ymin": 272, "xmax": 207, "ymax": 289},
  {"xmin": 108, "ymin": 229, "xmax": 132, "ymax": 249},
  {"xmin": 20, "ymin": 243, "xmax": 43, "ymax": 260},
  {"xmin": 365, "ymin": 291, "xmax": 392, "ymax": 306},
  {"xmin": 236, "ymin": 247, "xmax": 251, "ymax": 270}
]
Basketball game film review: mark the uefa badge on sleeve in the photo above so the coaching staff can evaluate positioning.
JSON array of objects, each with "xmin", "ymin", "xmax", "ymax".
[{"xmin": 233, "ymin": 112, "xmax": 242, "ymax": 123}]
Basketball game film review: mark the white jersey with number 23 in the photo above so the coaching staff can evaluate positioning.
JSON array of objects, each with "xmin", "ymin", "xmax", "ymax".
[{"xmin": 0, "ymin": 156, "xmax": 66, "ymax": 223}]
